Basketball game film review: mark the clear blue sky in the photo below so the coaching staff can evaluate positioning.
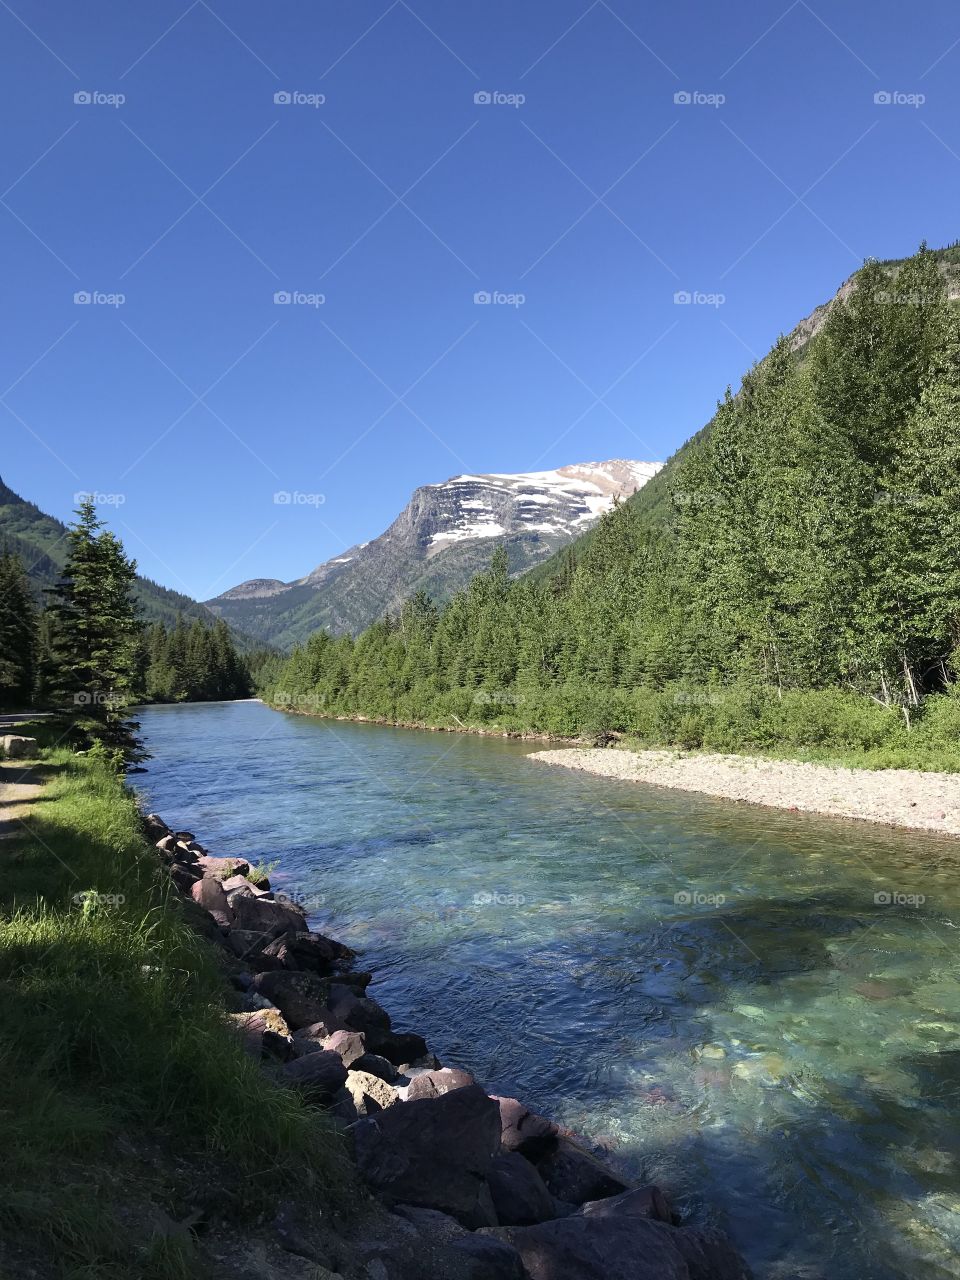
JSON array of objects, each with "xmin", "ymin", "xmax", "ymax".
[{"xmin": 2, "ymin": 0, "xmax": 958, "ymax": 600}]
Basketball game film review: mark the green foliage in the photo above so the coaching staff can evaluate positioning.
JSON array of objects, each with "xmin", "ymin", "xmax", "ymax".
[
  {"xmin": 141, "ymin": 616, "xmax": 251, "ymax": 704},
  {"xmin": 265, "ymin": 247, "xmax": 960, "ymax": 770},
  {"xmin": 44, "ymin": 499, "xmax": 144, "ymax": 761}
]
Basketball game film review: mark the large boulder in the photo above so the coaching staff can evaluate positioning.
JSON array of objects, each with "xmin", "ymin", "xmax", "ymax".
[
  {"xmin": 484, "ymin": 1215, "xmax": 753, "ymax": 1280},
  {"xmin": 252, "ymin": 971, "xmax": 332, "ymax": 1029},
  {"xmin": 227, "ymin": 1008, "xmax": 293, "ymax": 1061},
  {"xmin": 494, "ymin": 1095, "xmax": 560, "ymax": 1161},
  {"xmin": 322, "ymin": 1029, "xmax": 367, "ymax": 1067},
  {"xmin": 280, "ymin": 1049, "xmax": 348, "ymax": 1102},
  {"xmin": 0, "ymin": 734, "xmax": 37, "ymax": 759},
  {"xmin": 536, "ymin": 1137, "xmax": 631, "ymax": 1205},
  {"xmin": 190, "ymin": 876, "xmax": 232, "ymax": 929},
  {"xmin": 487, "ymin": 1151, "xmax": 555, "ymax": 1226},
  {"xmin": 345, "ymin": 1069, "xmax": 400, "ymax": 1115},
  {"xmin": 403, "ymin": 1067, "xmax": 475, "ymax": 1101},
  {"xmin": 352, "ymin": 1083, "xmax": 502, "ymax": 1228},
  {"xmin": 231, "ymin": 892, "xmax": 306, "ymax": 936},
  {"xmin": 142, "ymin": 812, "xmax": 169, "ymax": 841},
  {"xmin": 286, "ymin": 930, "xmax": 356, "ymax": 971},
  {"xmin": 580, "ymin": 1185, "xmax": 673, "ymax": 1225},
  {"xmin": 367, "ymin": 1028, "xmax": 429, "ymax": 1067},
  {"xmin": 328, "ymin": 985, "xmax": 391, "ymax": 1033},
  {"xmin": 196, "ymin": 854, "xmax": 250, "ymax": 878}
]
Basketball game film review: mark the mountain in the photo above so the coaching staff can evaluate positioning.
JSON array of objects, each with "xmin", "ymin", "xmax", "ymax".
[
  {"xmin": 206, "ymin": 460, "xmax": 662, "ymax": 648},
  {"xmin": 0, "ymin": 476, "xmax": 219, "ymax": 630},
  {"xmin": 263, "ymin": 243, "xmax": 960, "ymax": 756}
]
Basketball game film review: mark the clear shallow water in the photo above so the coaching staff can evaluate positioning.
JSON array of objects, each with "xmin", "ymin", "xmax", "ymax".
[{"xmin": 138, "ymin": 701, "xmax": 960, "ymax": 1280}]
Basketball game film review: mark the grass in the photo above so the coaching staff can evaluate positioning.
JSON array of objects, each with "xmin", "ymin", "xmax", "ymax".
[{"xmin": 0, "ymin": 728, "xmax": 353, "ymax": 1279}]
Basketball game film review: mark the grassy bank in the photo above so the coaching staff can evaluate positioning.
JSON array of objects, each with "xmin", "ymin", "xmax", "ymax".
[
  {"xmin": 0, "ymin": 729, "xmax": 350, "ymax": 1279},
  {"xmin": 266, "ymin": 683, "xmax": 960, "ymax": 774}
]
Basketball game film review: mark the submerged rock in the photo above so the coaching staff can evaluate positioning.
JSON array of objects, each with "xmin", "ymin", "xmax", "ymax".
[{"xmin": 536, "ymin": 1137, "xmax": 630, "ymax": 1205}]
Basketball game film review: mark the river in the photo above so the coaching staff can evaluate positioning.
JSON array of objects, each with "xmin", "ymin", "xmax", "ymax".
[{"xmin": 137, "ymin": 699, "xmax": 960, "ymax": 1279}]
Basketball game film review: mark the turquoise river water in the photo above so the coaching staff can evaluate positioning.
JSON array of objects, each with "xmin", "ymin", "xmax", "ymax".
[{"xmin": 138, "ymin": 700, "xmax": 960, "ymax": 1279}]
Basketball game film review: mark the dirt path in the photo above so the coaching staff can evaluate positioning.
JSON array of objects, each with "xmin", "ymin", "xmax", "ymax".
[
  {"xmin": 0, "ymin": 759, "xmax": 47, "ymax": 839},
  {"xmin": 529, "ymin": 747, "xmax": 960, "ymax": 837}
]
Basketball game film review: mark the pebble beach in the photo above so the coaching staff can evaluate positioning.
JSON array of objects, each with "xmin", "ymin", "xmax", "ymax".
[{"xmin": 529, "ymin": 747, "xmax": 960, "ymax": 837}]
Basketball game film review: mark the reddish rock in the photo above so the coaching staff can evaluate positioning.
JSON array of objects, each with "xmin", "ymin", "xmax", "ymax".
[
  {"xmin": 323, "ymin": 1029, "xmax": 367, "ymax": 1067},
  {"xmin": 196, "ymin": 854, "xmax": 251, "ymax": 878},
  {"xmin": 494, "ymin": 1096, "xmax": 560, "ymax": 1161},
  {"xmin": 404, "ymin": 1068, "xmax": 475, "ymax": 1101},
  {"xmin": 189, "ymin": 876, "xmax": 232, "ymax": 929},
  {"xmin": 231, "ymin": 891, "xmax": 306, "ymax": 936}
]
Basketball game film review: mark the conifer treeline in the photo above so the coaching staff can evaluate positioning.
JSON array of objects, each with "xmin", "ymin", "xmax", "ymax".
[
  {"xmin": 0, "ymin": 500, "xmax": 251, "ymax": 759},
  {"xmin": 141, "ymin": 616, "xmax": 250, "ymax": 704},
  {"xmin": 266, "ymin": 248, "xmax": 960, "ymax": 759}
]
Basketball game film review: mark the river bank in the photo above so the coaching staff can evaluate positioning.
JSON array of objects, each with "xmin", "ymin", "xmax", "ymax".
[
  {"xmin": 144, "ymin": 804, "xmax": 753, "ymax": 1280},
  {"xmin": 530, "ymin": 747, "xmax": 960, "ymax": 836}
]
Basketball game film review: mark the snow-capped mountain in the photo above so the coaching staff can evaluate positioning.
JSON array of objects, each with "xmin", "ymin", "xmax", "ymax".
[{"xmin": 207, "ymin": 459, "xmax": 662, "ymax": 647}]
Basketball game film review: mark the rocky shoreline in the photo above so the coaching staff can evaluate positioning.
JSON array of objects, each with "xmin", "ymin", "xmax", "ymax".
[
  {"xmin": 530, "ymin": 747, "xmax": 960, "ymax": 838},
  {"xmin": 143, "ymin": 808, "xmax": 753, "ymax": 1279}
]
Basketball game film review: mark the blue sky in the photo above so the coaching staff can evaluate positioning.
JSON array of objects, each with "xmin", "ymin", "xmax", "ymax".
[{"xmin": 2, "ymin": 0, "xmax": 959, "ymax": 601}]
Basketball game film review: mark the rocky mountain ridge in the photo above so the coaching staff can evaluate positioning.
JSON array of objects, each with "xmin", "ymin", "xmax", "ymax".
[{"xmin": 207, "ymin": 459, "xmax": 662, "ymax": 647}]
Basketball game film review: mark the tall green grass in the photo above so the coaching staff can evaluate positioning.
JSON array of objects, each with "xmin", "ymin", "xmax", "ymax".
[{"xmin": 0, "ymin": 737, "xmax": 352, "ymax": 1279}]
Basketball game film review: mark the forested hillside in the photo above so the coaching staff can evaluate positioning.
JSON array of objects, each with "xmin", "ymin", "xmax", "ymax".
[
  {"xmin": 0, "ymin": 478, "xmax": 219, "ymax": 629},
  {"xmin": 265, "ymin": 246, "xmax": 960, "ymax": 768}
]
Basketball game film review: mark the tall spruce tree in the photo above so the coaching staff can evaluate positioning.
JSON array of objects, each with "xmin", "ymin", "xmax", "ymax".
[{"xmin": 45, "ymin": 498, "xmax": 143, "ymax": 760}]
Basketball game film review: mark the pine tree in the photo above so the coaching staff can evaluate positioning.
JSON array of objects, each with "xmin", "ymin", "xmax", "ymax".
[{"xmin": 45, "ymin": 499, "xmax": 143, "ymax": 760}]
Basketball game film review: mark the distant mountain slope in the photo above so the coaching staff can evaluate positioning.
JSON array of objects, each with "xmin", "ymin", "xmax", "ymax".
[
  {"xmin": 0, "ymin": 476, "xmax": 219, "ymax": 629},
  {"xmin": 208, "ymin": 460, "xmax": 662, "ymax": 647}
]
